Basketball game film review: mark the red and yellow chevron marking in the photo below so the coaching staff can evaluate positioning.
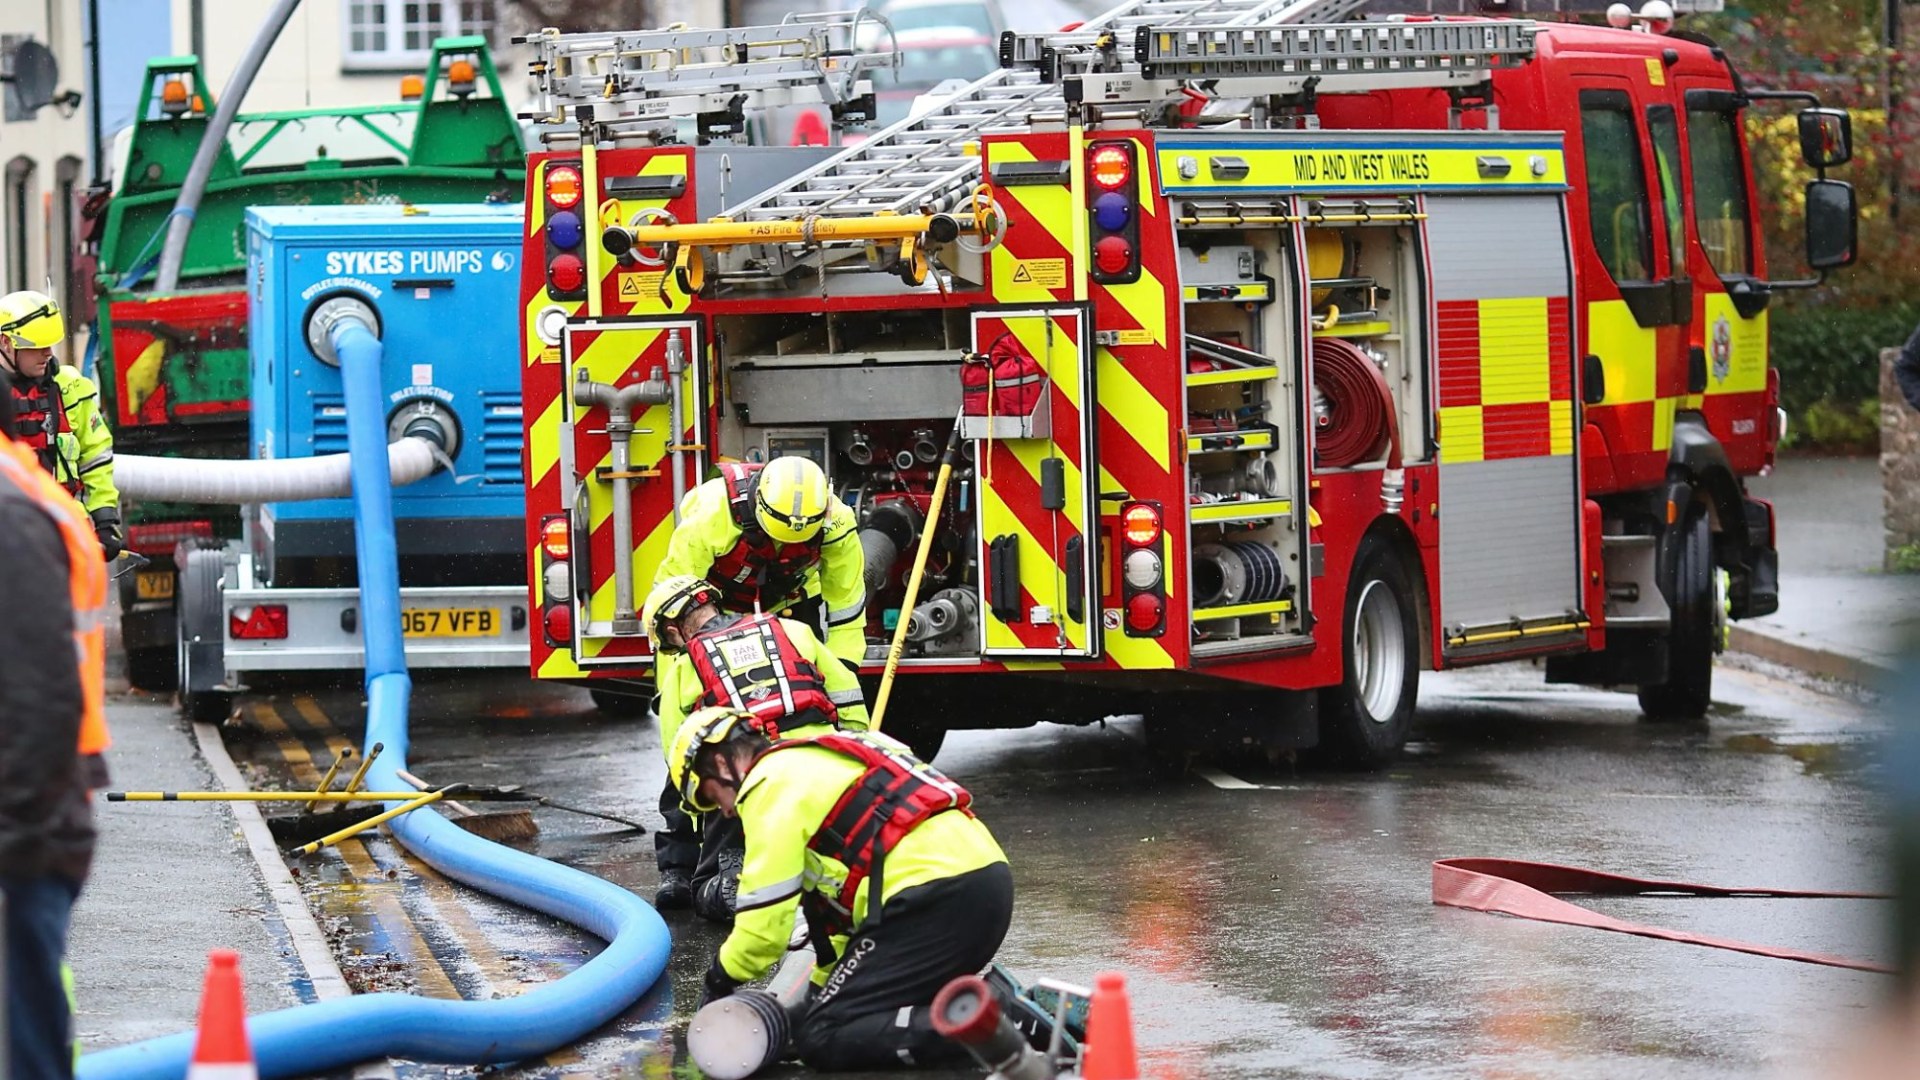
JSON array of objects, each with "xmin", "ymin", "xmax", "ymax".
[
  {"xmin": 522, "ymin": 148, "xmax": 704, "ymax": 681},
  {"xmin": 973, "ymin": 311, "xmax": 1092, "ymax": 656},
  {"xmin": 982, "ymin": 132, "xmax": 1181, "ymax": 670},
  {"xmin": 1434, "ymin": 296, "xmax": 1574, "ymax": 463},
  {"xmin": 564, "ymin": 321, "xmax": 702, "ymax": 670},
  {"xmin": 593, "ymin": 148, "xmax": 696, "ymax": 318}
]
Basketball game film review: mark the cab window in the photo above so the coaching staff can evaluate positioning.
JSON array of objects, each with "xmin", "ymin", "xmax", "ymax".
[
  {"xmin": 1646, "ymin": 106, "xmax": 1688, "ymax": 277},
  {"xmin": 1685, "ymin": 104, "xmax": 1753, "ymax": 276},
  {"xmin": 1579, "ymin": 92, "xmax": 1654, "ymax": 284}
]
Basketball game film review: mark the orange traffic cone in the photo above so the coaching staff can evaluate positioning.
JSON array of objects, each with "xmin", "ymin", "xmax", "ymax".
[
  {"xmin": 1079, "ymin": 971, "xmax": 1139, "ymax": 1080},
  {"xmin": 187, "ymin": 949, "xmax": 257, "ymax": 1080}
]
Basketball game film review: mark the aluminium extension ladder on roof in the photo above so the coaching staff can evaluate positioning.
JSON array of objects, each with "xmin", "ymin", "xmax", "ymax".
[{"xmin": 520, "ymin": 10, "xmax": 898, "ymax": 144}]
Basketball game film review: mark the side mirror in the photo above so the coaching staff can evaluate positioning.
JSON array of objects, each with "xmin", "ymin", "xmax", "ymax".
[
  {"xmin": 1803, "ymin": 179, "xmax": 1857, "ymax": 270},
  {"xmin": 1797, "ymin": 108, "xmax": 1852, "ymax": 169}
]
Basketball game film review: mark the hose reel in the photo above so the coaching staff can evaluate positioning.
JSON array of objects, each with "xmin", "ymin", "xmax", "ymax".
[{"xmin": 1192, "ymin": 541, "xmax": 1288, "ymax": 610}]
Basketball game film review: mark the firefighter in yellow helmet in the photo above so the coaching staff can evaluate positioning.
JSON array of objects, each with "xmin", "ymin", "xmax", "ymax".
[
  {"xmin": 642, "ymin": 574, "xmax": 868, "ymax": 920},
  {"xmin": 655, "ymin": 456, "xmax": 867, "ymax": 665},
  {"xmin": 669, "ymin": 706, "xmax": 1011, "ymax": 1071},
  {"xmin": 0, "ymin": 291, "xmax": 123, "ymax": 561}
]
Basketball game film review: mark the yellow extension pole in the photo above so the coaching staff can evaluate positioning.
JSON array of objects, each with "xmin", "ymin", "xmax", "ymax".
[
  {"xmin": 626, "ymin": 212, "xmax": 978, "ymax": 249},
  {"xmin": 870, "ymin": 418, "xmax": 966, "ymax": 734},
  {"xmin": 292, "ymin": 788, "xmax": 454, "ymax": 856},
  {"xmin": 340, "ymin": 741, "xmax": 383, "ymax": 797},
  {"xmin": 305, "ymin": 747, "xmax": 353, "ymax": 813}
]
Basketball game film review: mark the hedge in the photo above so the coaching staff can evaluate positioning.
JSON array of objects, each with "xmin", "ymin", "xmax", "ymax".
[{"xmin": 1769, "ymin": 299, "xmax": 1918, "ymax": 419}]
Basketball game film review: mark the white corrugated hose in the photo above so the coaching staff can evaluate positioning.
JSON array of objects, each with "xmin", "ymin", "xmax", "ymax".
[{"xmin": 115, "ymin": 438, "xmax": 441, "ymax": 504}]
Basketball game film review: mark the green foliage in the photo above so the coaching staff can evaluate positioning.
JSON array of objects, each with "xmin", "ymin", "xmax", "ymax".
[
  {"xmin": 1889, "ymin": 542, "xmax": 1920, "ymax": 574},
  {"xmin": 1769, "ymin": 300, "xmax": 1919, "ymax": 417},
  {"xmin": 1783, "ymin": 395, "xmax": 1880, "ymax": 452}
]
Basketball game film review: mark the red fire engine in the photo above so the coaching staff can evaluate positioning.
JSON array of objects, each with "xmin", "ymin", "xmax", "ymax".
[{"xmin": 516, "ymin": 0, "xmax": 1855, "ymax": 764}]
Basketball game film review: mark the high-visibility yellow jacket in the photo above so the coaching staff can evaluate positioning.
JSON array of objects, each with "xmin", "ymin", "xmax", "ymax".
[
  {"xmin": 656, "ymin": 477, "xmax": 867, "ymax": 663},
  {"xmin": 654, "ymin": 614, "xmax": 869, "ymax": 754},
  {"xmin": 51, "ymin": 368, "xmax": 117, "ymax": 518},
  {"xmin": 717, "ymin": 736, "xmax": 1006, "ymax": 984}
]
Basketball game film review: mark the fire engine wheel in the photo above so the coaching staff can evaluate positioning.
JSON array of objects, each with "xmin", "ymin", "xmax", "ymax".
[
  {"xmin": 175, "ymin": 543, "xmax": 233, "ymax": 725},
  {"xmin": 1317, "ymin": 535, "xmax": 1419, "ymax": 769},
  {"xmin": 1638, "ymin": 507, "xmax": 1714, "ymax": 721}
]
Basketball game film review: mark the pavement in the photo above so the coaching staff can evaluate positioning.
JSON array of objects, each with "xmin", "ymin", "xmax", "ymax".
[
  {"xmin": 67, "ymin": 451, "xmax": 1911, "ymax": 1074},
  {"xmin": 1739, "ymin": 453, "xmax": 1920, "ymax": 687}
]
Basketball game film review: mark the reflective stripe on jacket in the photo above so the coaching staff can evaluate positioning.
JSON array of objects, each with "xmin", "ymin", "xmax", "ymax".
[
  {"xmin": 0, "ymin": 437, "xmax": 109, "ymax": 759},
  {"xmin": 655, "ymin": 614, "xmax": 868, "ymax": 755},
  {"xmin": 717, "ymin": 732, "xmax": 1004, "ymax": 983},
  {"xmin": 656, "ymin": 471, "xmax": 867, "ymax": 663}
]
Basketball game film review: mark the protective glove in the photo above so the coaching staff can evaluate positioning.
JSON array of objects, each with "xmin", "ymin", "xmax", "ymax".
[
  {"xmin": 91, "ymin": 509, "xmax": 125, "ymax": 562},
  {"xmin": 696, "ymin": 956, "xmax": 741, "ymax": 1010}
]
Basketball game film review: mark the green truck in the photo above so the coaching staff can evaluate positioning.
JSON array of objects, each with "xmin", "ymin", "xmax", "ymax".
[{"xmin": 83, "ymin": 37, "xmax": 525, "ymax": 688}]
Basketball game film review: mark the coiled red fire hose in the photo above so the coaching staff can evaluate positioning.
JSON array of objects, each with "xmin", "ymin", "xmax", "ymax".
[
  {"xmin": 1433, "ymin": 858, "xmax": 1892, "ymax": 972},
  {"xmin": 1312, "ymin": 337, "xmax": 1401, "ymax": 471}
]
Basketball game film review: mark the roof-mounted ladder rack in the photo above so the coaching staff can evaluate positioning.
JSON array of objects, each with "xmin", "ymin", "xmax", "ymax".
[{"xmin": 519, "ymin": 11, "xmax": 897, "ymax": 144}]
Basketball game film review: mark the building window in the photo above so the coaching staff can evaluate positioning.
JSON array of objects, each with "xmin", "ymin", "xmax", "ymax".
[
  {"xmin": 343, "ymin": 0, "xmax": 497, "ymax": 72},
  {"xmin": 5, "ymin": 156, "xmax": 36, "ymax": 292},
  {"xmin": 54, "ymin": 156, "xmax": 82, "ymax": 318}
]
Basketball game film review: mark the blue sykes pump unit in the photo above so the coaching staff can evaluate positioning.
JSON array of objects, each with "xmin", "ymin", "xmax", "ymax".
[{"xmin": 172, "ymin": 205, "xmax": 531, "ymax": 712}]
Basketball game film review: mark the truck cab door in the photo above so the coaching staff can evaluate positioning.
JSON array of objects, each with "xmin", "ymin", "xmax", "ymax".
[
  {"xmin": 969, "ymin": 307, "xmax": 1101, "ymax": 659},
  {"xmin": 1574, "ymin": 78, "xmax": 1691, "ymax": 485},
  {"xmin": 1675, "ymin": 80, "xmax": 1773, "ymax": 473}
]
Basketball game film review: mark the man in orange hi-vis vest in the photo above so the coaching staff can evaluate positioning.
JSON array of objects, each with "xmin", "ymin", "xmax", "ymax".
[{"xmin": 0, "ymin": 368, "xmax": 109, "ymax": 1080}]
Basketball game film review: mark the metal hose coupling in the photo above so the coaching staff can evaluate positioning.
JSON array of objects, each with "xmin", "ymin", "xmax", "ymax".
[{"xmin": 1381, "ymin": 467, "xmax": 1405, "ymax": 514}]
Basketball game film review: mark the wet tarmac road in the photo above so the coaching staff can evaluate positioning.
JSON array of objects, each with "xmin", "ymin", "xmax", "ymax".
[{"xmin": 202, "ymin": 659, "xmax": 1889, "ymax": 1079}]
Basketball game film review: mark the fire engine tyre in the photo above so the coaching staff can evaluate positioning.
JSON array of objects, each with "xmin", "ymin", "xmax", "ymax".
[
  {"xmin": 1318, "ymin": 535, "xmax": 1419, "ymax": 769},
  {"xmin": 175, "ymin": 543, "xmax": 233, "ymax": 724},
  {"xmin": 886, "ymin": 714, "xmax": 949, "ymax": 764},
  {"xmin": 1638, "ymin": 507, "xmax": 1714, "ymax": 721}
]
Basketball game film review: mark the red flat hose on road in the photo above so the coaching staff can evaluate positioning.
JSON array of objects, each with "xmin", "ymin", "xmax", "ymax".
[{"xmin": 1432, "ymin": 858, "xmax": 1892, "ymax": 973}]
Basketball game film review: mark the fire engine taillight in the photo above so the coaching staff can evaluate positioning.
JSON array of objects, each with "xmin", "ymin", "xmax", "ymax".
[
  {"xmin": 548, "ymin": 253, "xmax": 585, "ymax": 294},
  {"xmin": 1090, "ymin": 145, "xmax": 1132, "ymax": 190},
  {"xmin": 543, "ymin": 605, "xmax": 574, "ymax": 644},
  {"xmin": 543, "ymin": 161, "xmax": 589, "ymax": 302},
  {"xmin": 546, "ymin": 165, "xmax": 583, "ymax": 209},
  {"xmin": 547, "ymin": 210, "xmax": 583, "ymax": 250},
  {"xmin": 1122, "ymin": 503, "xmax": 1161, "ymax": 546},
  {"xmin": 1086, "ymin": 142, "xmax": 1142, "ymax": 285},
  {"xmin": 1118, "ymin": 500, "xmax": 1166, "ymax": 637},
  {"xmin": 539, "ymin": 515, "xmax": 575, "ymax": 647},
  {"xmin": 230, "ymin": 605, "xmax": 289, "ymax": 641}
]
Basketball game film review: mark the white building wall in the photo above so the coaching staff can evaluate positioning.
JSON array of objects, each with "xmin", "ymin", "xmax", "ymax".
[{"xmin": 1, "ymin": 0, "xmax": 91, "ymax": 305}]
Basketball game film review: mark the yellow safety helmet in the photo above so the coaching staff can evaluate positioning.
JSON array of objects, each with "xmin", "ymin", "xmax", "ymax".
[
  {"xmin": 0, "ymin": 290, "xmax": 66, "ymax": 350},
  {"xmin": 643, "ymin": 574, "xmax": 721, "ymax": 653},
  {"xmin": 754, "ymin": 456, "xmax": 830, "ymax": 545},
  {"xmin": 668, "ymin": 706, "xmax": 775, "ymax": 812}
]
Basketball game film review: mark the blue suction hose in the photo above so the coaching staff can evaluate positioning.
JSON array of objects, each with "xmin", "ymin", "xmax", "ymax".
[{"xmin": 80, "ymin": 314, "xmax": 671, "ymax": 1079}]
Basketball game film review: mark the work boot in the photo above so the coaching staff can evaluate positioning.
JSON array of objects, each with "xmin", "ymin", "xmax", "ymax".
[
  {"xmin": 655, "ymin": 869, "xmax": 694, "ymax": 910},
  {"xmin": 693, "ymin": 848, "xmax": 744, "ymax": 925}
]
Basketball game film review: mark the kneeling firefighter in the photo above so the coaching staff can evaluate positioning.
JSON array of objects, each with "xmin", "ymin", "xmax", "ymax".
[
  {"xmin": 643, "ymin": 575, "xmax": 869, "ymax": 920},
  {"xmin": 0, "ymin": 291, "xmax": 122, "ymax": 561},
  {"xmin": 671, "ymin": 706, "xmax": 1013, "ymax": 1071}
]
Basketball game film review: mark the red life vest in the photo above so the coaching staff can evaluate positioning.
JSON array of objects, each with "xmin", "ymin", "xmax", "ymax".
[
  {"xmin": 8, "ymin": 374, "xmax": 69, "ymax": 478},
  {"xmin": 689, "ymin": 613, "xmax": 838, "ymax": 729},
  {"xmin": 762, "ymin": 732, "xmax": 974, "ymax": 944},
  {"xmin": 705, "ymin": 462, "xmax": 822, "ymax": 612}
]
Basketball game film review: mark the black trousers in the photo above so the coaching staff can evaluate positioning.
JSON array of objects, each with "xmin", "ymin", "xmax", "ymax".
[
  {"xmin": 655, "ymin": 779, "xmax": 744, "ymax": 920},
  {"xmin": 795, "ymin": 861, "xmax": 1015, "ymax": 1071}
]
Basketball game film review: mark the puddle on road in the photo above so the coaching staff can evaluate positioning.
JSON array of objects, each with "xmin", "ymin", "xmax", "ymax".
[{"xmin": 1722, "ymin": 732, "xmax": 1855, "ymax": 776}]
